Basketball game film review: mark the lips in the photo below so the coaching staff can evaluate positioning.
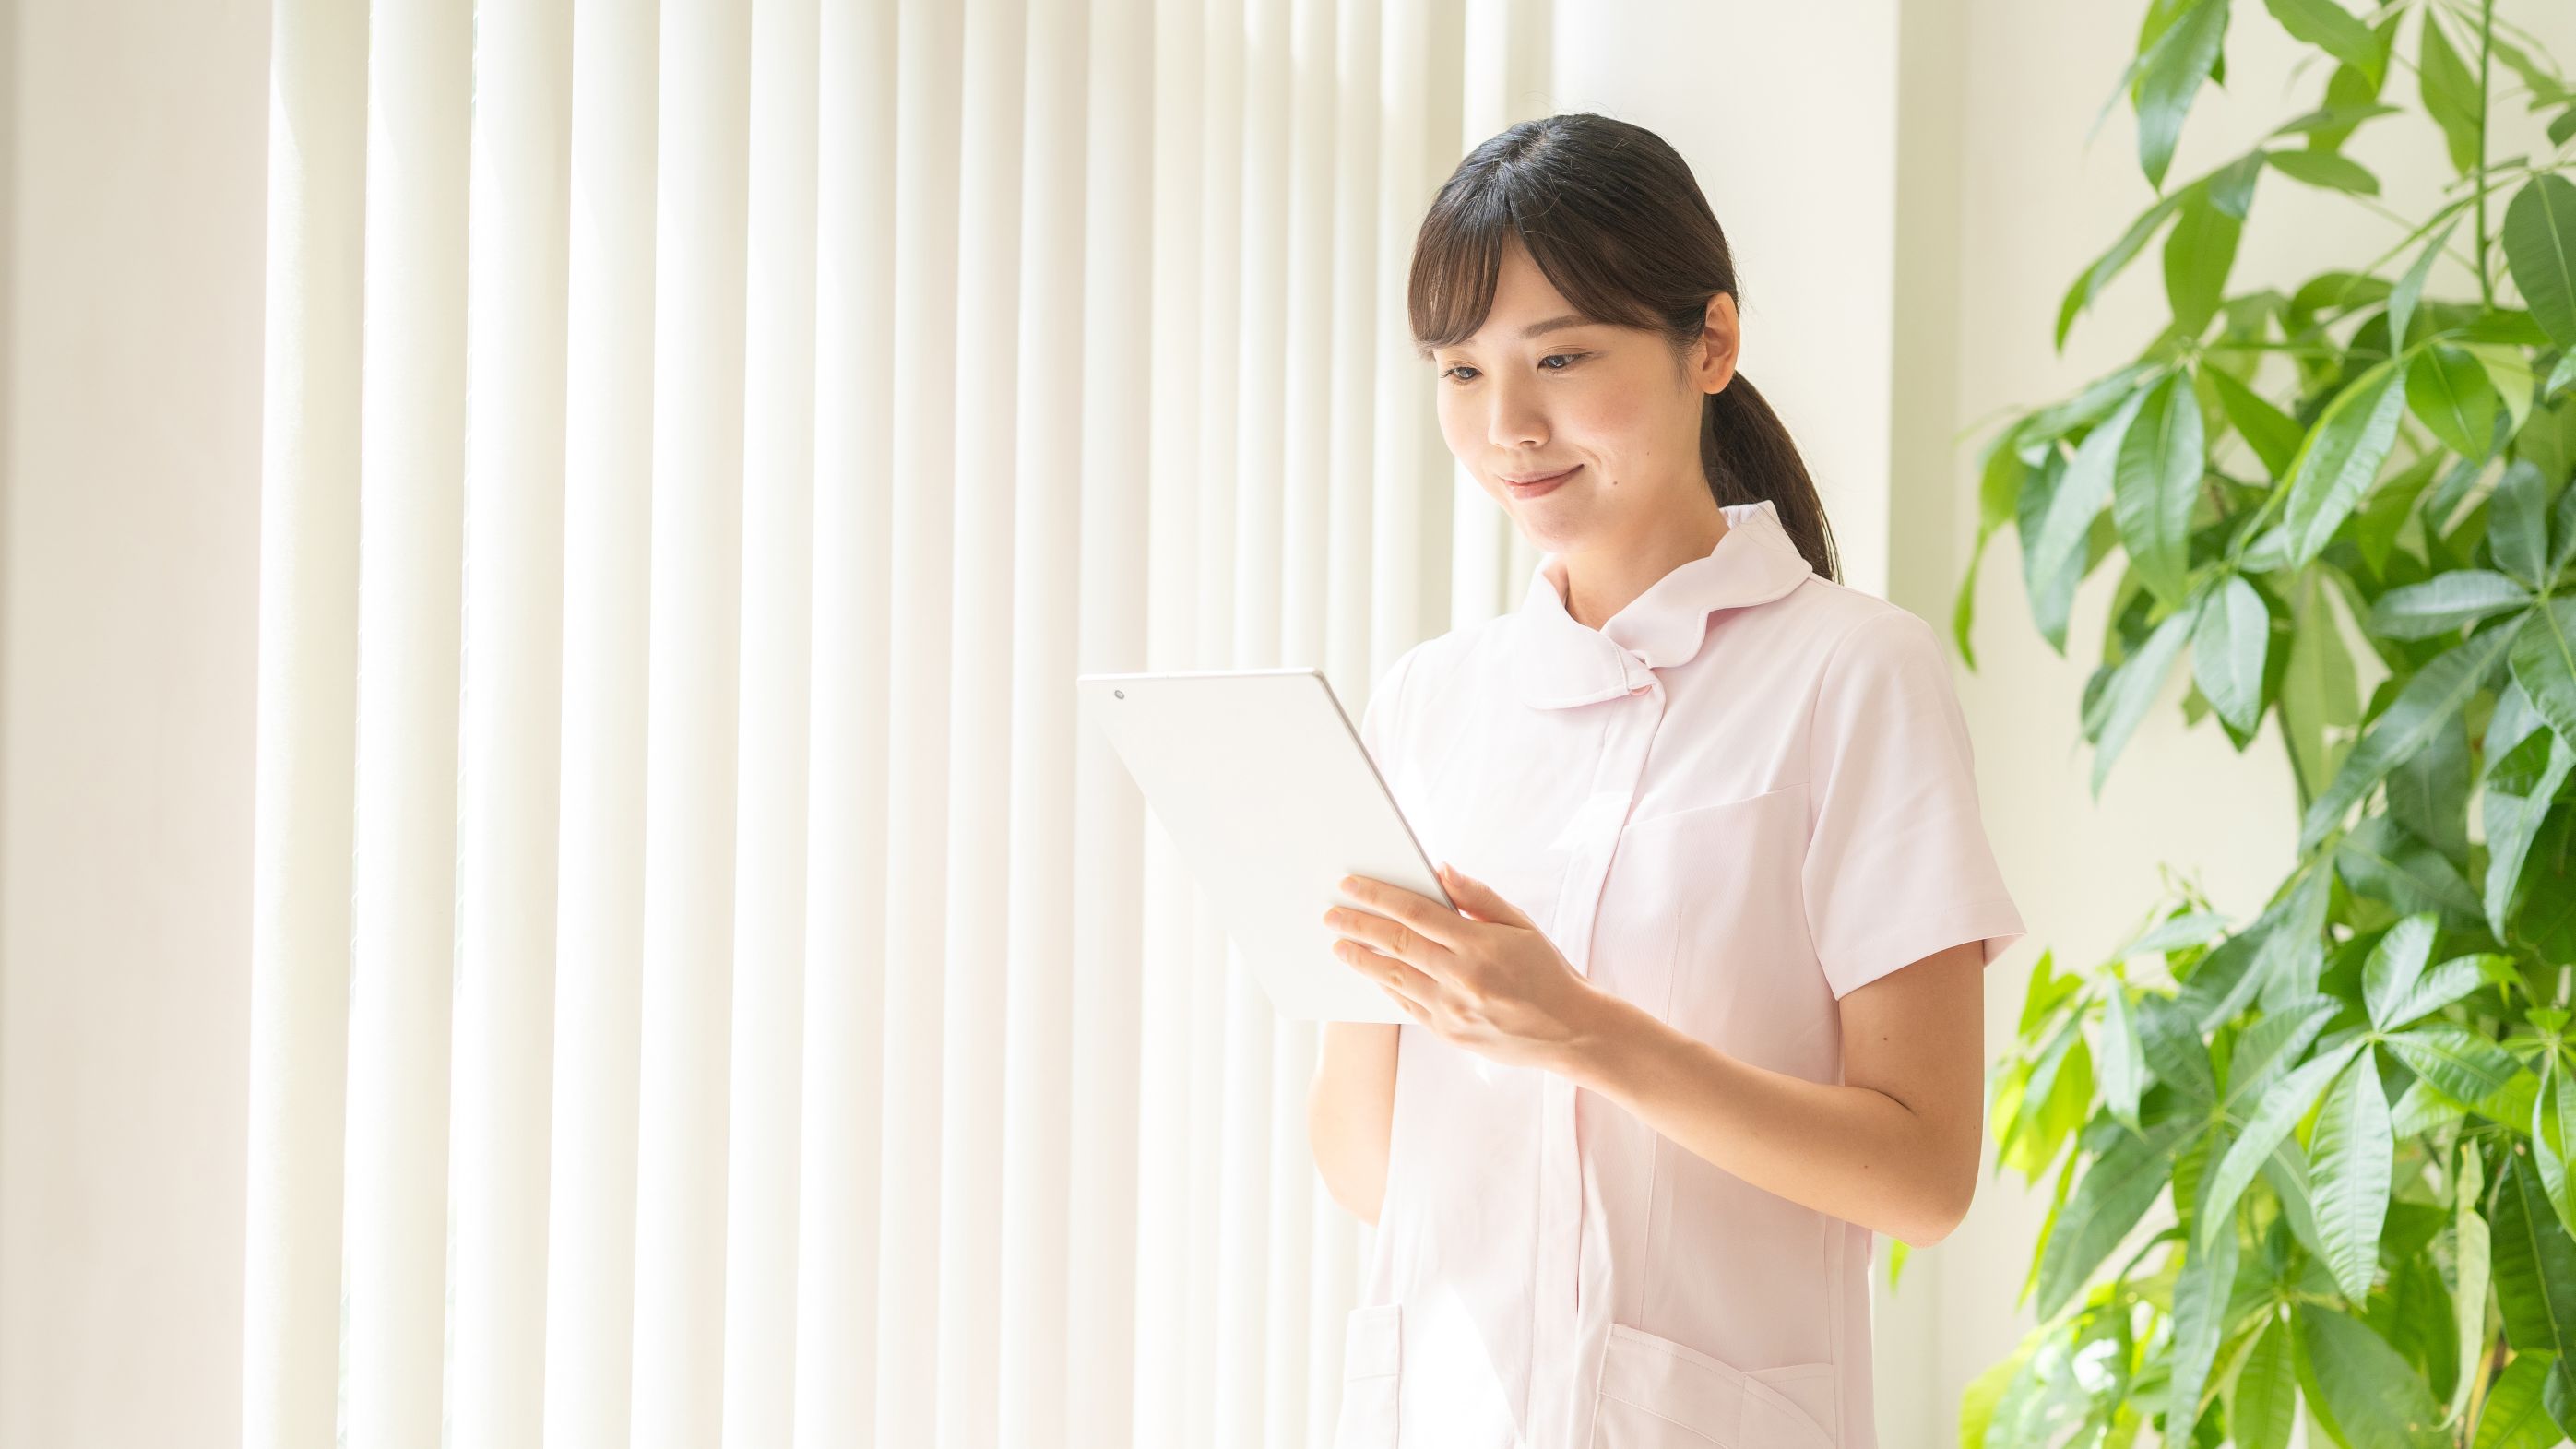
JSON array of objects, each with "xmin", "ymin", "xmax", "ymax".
[
  {"xmin": 1503, "ymin": 465, "xmax": 1579, "ymax": 498},
  {"xmin": 1501, "ymin": 466, "xmax": 1576, "ymax": 484}
]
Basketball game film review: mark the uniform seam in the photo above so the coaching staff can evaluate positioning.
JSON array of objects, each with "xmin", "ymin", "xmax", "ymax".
[{"xmin": 1593, "ymin": 1391, "xmax": 1724, "ymax": 1444}]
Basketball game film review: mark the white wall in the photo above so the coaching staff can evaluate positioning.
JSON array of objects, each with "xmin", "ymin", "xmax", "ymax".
[{"xmin": 0, "ymin": 0, "xmax": 270, "ymax": 1444}]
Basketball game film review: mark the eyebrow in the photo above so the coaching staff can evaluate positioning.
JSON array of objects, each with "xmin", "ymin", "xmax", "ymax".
[
  {"xmin": 1519, "ymin": 313, "xmax": 1594, "ymax": 338},
  {"xmin": 1431, "ymin": 313, "xmax": 1595, "ymax": 359}
]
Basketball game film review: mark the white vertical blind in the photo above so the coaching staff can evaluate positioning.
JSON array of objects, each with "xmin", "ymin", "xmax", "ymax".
[
  {"xmin": 999, "ymin": 0, "xmax": 1087, "ymax": 1442},
  {"xmin": 242, "ymin": 3, "xmax": 1544, "ymax": 1445},
  {"xmin": 1066, "ymin": 1, "xmax": 1156, "ymax": 1443},
  {"xmin": 243, "ymin": 3, "xmax": 365, "ymax": 1444},
  {"xmin": 792, "ymin": 0, "xmax": 899, "ymax": 1443},
  {"xmin": 722, "ymin": 0, "xmax": 819, "ymax": 1444},
  {"xmin": 451, "ymin": 2, "xmax": 572, "ymax": 1446},
  {"xmin": 628, "ymin": 4, "xmax": 752, "ymax": 1446},
  {"xmin": 342, "ymin": 0, "xmax": 469, "ymax": 1443},
  {"xmin": 540, "ymin": 2, "xmax": 657, "ymax": 1445}
]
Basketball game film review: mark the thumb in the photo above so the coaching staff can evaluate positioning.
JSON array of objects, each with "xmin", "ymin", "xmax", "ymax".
[{"xmin": 1441, "ymin": 862, "xmax": 1526, "ymax": 925}]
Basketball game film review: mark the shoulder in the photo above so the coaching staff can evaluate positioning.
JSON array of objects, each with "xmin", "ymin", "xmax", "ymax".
[
  {"xmin": 1381, "ymin": 612, "xmax": 1515, "ymax": 698},
  {"xmin": 1739, "ymin": 576, "xmax": 1952, "ymax": 691}
]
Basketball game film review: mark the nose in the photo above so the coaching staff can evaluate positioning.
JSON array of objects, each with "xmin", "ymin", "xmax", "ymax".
[{"xmin": 1483, "ymin": 372, "xmax": 1547, "ymax": 454}]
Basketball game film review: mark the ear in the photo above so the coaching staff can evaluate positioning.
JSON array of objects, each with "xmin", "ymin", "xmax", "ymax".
[{"xmin": 1696, "ymin": 291, "xmax": 1740, "ymax": 394}]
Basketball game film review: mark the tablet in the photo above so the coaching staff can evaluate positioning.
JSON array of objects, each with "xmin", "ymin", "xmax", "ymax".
[{"xmin": 1075, "ymin": 666, "xmax": 1451, "ymax": 1024}]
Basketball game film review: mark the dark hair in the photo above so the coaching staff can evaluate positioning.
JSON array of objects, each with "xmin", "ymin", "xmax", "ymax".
[{"xmin": 1406, "ymin": 113, "xmax": 1841, "ymax": 584}]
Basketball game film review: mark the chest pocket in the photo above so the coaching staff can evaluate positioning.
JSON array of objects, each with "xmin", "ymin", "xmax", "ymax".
[{"xmin": 1597, "ymin": 782, "xmax": 1828, "ymax": 1072}]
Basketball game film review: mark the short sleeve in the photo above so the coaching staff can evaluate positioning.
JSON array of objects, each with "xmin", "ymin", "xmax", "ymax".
[{"xmin": 1802, "ymin": 608, "xmax": 2026, "ymax": 998}]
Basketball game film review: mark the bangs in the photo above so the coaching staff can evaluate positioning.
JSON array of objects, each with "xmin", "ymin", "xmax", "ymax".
[{"xmin": 1407, "ymin": 174, "xmax": 1660, "ymax": 362}]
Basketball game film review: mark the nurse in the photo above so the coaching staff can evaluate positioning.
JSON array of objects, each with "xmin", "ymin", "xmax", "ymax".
[{"xmin": 1310, "ymin": 113, "xmax": 2027, "ymax": 1449}]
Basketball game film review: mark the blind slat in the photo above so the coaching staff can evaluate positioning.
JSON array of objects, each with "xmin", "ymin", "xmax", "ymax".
[
  {"xmin": 243, "ymin": 2, "xmax": 367, "ymax": 1443},
  {"xmin": 450, "ymin": 0, "xmax": 574, "ymax": 1443}
]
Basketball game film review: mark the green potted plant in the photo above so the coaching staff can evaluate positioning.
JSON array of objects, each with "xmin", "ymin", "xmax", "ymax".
[{"xmin": 1955, "ymin": 1, "xmax": 2576, "ymax": 1444}]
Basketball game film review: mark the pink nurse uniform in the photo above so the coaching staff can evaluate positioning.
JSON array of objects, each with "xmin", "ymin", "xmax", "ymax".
[{"xmin": 1333, "ymin": 497, "xmax": 2027, "ymax": 1449}]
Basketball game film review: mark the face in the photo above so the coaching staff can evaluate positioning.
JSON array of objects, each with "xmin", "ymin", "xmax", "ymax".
[{"xmin": 1430, "ymin": 239, "xmax": 1740, "ymax": 561}]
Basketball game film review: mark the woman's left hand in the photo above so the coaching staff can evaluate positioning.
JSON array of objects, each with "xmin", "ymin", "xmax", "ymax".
[{"xmin": 1324, "ymin": 863, "xmax": 1611, "ymax": 1075}]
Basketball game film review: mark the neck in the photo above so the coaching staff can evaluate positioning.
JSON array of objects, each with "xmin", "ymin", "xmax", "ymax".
[{"xmin": 1559, "ymin": 505, "xmax": 1733, "ymax": 632}]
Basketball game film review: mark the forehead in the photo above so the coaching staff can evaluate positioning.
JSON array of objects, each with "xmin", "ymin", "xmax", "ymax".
[{"xmin": 1450, "ymin": 244, "xmax": 1589, "ymax": 348}]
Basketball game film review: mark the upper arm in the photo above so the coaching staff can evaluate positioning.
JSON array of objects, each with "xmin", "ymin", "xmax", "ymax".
[{"xmin": 1837, "ymin": 939, "xmax": 1988, "ymax": 1203}]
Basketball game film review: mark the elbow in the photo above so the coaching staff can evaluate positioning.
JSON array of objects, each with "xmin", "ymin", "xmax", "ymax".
[{"xmin": 1893, "ymin": 1160, "xmax": 1978, "ymax": 1248}]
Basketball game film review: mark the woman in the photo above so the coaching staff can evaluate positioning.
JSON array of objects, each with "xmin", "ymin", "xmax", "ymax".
[{"xmin": 1308, "ymin": 113, "xmax": 2026, "ymax": 1449}]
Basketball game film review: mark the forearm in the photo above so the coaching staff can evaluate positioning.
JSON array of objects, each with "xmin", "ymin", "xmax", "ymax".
[
  {"xmin": 1307, "ymin": 1021, "xmax": 1399, "ymax": 1225},
  {"xmin": 1553, "ymin": 990, "xmax": 1973, "ymax": 1246}
]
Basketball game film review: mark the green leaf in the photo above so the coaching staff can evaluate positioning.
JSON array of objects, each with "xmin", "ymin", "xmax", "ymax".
[
  {"xmin": 2166, "ymin": 1189, "xmax": 2239, "ymax": 1436},
  {"xmin": 2335, "ymin": 814, "xmax": 2484, "ymax": 922},
  {"xmin": 2309, "ymin": 1050, "xmax": 2392, "ymax": 1301},
  {"xmin": 2017, "ymin": 453, "xmax": 2084, "ymax": 654},
  {"xmin": 2281, "ymin": 354, "xmax": 2408, "ymax": 567},
  {"xmin": 2492, "ymin": 458, "xmax": 2557, "ymax": 587},
  {"xmin": 1957, "ymin": 1334, "xmax": 2029, "ymax": 1449},
  {"xmin": 2384, "ymin": 1023, "xmax": 2523, "ymax": 1115},
  {"xmin": 2486, "ymin": 687, "xmax": 2576, "ymax": 938},
  {"xmin": 2136, "ymin": 992, "xmax": 2218, "ymax": 1106},
  {"xmin": 2453, "ymin": 1140, "xmax": 2491, "ymax": 1428},
  {"xmin": 2503, "ymin": 173, "xmax": 2576, "ymax": 349},
  {"xmin": 2265, "ymin": 147, "xmax": 2380, "ymax": 196},
  {"xmin": 2360, "ymin": 911, "xmax": 2437, "ymax": 1030},
  {"xmin": 2190, "ymin": 575, "xmax": 2269, "ymax": 736},
  {"xmin": 2164, "ymin": 183, "xmax": 2243, "ymax": 338},
  {"xmin": 2226, "ymin": 996, "xmax": 2339, "ymax": 1108},
  {"xmin": 2465, "ymin": 342, "xmax": 2539, "ymax": 441},
  {"xmin": 2037, "ymin": 386, "xmax": 2149, "ymax": 591},
  {"xmin": 2370, "ymin": 954, "xmax": 2489, "ymax": 1027},
  {"xmin": 2510, "ymin": 599, "xmax": 2576, "ymax": 750},
  {"xmin": 2261, "ymin": 0, "xmax": 2385, "ymax": 88},
  {"xmin": 2090, "ymin": 604, "xmax": 2193, "ymax": 796},
  {"xmin": 2282, "ymin": 573, "xmax": 2361, "ymax": 802},
  {"xmin": 2539, "ymin": 1063, "xmax": 2576, "ymax": 1247},
  {"xmin": 2408, "ymin": 344, "xmax": 2502, "ymax": 461},
  {"xmin": 2471, "ymin": 1350, "xmax": 2561, "ymax": 1449},
  {"xmin": 2492, "ymin": 1153, "xmax": 2576, "ymax": 1361},
  {"xmin": 2292, "ymin": 1302, "xmax": 2449, "ymax": 1448},
  {"xmin": 2298, "ymin": 624, "xmax": 2516, "ymax": 853},
  {"xmin": 2353, "ymin": 451, "xmax": 2442, "ymax": 578},
  {"xmin": 2033, "ymin": 1117, "xmax": 2191, "ymax": 1318},
  {"xmin": 2113, "ymin": 373, "xmax": 2207, "ymax": 606},
  {"xmin": 2205, "ymin": 364, "xmax": 2304, "ymax": 480},
  {"xmin": 2060, "ymin": 194, "xmax": 2193, "ymax": 347},
  {"xmin": 2415, "ymin": 7, "xmax": 2485, "ymax": 176},
  {"xmin": 2367, "ymin": 569, "xmax": 2531, "ymax": 639},
  {"xmin": 2134, "ymin": 0, "xmax": 2231, "ymax": 191},
  {"xmin": 2232, "ymin": 1316, "xmax": 2297, "ymax": 1449},
  {"xmin": 2101, "ymin": 988, "xmax": 2145, "ymax": 1129},
  {"xmin": 2199, "ymin": 1040, "xmax": 2364, "ymax": 1250},
  {"xmin": 2385, "ymin": 215, "xmax": 2460, "ymax": 355}
]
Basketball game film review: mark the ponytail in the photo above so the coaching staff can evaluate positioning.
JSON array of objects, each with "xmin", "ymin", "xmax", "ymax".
[{"xmin": 1703, "ymin": 371, "xmax": 1840, "ymax": 584}]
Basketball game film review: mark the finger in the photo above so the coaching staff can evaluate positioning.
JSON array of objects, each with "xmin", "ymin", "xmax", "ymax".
[
  {"xmin": 1381, "ymin": 982, "xmax": 1426, "ymax": 1022},
  {"xmin": 1336, "ymin": 937, "xmax": 1443, "ymax": 1004},
  {"xmin": 1337, "ymin": 874, "xmax": 1469, "ymax": 952},
  {"xmin": 1325, "ymin": 905, "xmax": 1460, "ymax": 988},
  {"xmin": 1438, "ymin": 862, "xmax": 1530, "ymax": 927}
]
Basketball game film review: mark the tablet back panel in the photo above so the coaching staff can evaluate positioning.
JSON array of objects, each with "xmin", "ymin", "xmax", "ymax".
[{"xmin": 1076, "ymin": 667, "xmax": 1449, "ymax": 1023}]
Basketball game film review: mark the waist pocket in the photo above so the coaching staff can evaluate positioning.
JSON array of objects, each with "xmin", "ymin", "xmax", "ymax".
[
  {"xmin": 1589, "ymin": 1322, "xmax": 1836, "ymax": 1448},
  {"xmin": 1332, "ymin": 1302, "xmax": 1402, "ymax": 1447}
]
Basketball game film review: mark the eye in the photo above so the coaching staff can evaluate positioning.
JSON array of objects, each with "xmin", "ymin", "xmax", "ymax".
[{"xmin": 1538, "ymin": 353, "xmax": 1579, "ymax": 370}]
